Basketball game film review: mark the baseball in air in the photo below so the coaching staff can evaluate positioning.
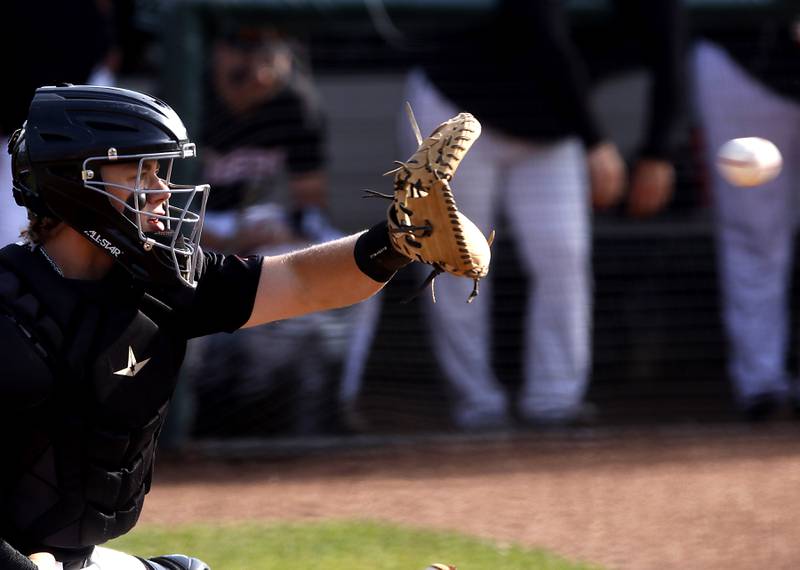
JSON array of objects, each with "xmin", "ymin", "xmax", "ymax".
[{"xmin": 716, "ymin": 137, "xmax": 782, "ymax": 187}]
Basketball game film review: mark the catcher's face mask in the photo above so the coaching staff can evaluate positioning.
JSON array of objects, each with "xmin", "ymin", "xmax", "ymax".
[{"xmin": 82, "ymin": 144, "xmax": 209, "ymax": 288}]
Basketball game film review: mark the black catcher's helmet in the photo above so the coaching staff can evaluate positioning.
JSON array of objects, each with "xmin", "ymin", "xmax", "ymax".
[{"xmin": 9, "ymin": 85, "xmax": 209, "ymax": 288}]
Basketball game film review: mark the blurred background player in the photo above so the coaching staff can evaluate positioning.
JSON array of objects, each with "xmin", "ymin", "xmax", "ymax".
[
  {"xmin": 200, "ymin": 22, "xmax": 336, "ymax": 252},
  {"xmin": 173, "ymin": 23, "xmax": 354, "ymax": 441},
  {"xmin": 343, "ymin": 0, "xmax": 687, "ymax": 430},
  {"xmin": 692, "ymin": 3, "xmax": 800, "ymax": 420},
  {"xmin": 0, "ymin": 0, "xmax": 118, "ymax": 245}
]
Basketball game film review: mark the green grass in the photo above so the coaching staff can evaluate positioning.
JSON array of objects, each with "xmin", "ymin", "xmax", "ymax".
[{"xmin": 109, "ymin": 520, "xmax": 603, "ymax": 570}]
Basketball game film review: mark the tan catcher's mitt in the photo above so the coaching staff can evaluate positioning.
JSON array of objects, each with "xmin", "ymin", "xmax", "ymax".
[{"xmin": 369, "ymin": 104, "xmax": 494, "ymax": 303}]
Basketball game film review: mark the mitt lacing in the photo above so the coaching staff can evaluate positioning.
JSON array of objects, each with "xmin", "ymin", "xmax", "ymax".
[
  {"xmin": 363, "ymin": 188, "xmax": 482, "ymax": 304},
  {"xmin": 363, "ymin": 104, "xmax": 486, "ymax": 303}
]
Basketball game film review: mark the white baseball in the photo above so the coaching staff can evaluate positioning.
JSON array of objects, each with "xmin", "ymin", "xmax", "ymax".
[{"xmin": 716, "ymin": 137, "xmax": 782, "ymax": 187}]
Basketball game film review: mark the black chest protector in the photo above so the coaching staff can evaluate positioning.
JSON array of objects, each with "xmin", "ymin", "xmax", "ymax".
[{"xmin": 0, "ymin": 245, "xmax": 186, "ymax": 554}]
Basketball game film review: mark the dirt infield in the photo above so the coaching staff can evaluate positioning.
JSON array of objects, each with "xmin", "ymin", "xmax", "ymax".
[{"xmin": 145, "ymin": 424, "xmax": 800, "ymax": 570}]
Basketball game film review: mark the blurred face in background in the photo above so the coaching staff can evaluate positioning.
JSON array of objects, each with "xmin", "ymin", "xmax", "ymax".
[{"xmin": 212, "ymin": 28, "xmax": 293, "ymax": 114}]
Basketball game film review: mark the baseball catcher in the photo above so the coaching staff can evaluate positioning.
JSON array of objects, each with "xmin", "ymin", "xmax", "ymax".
[
  {"xmin": 367, "ymin": 103, "xmax": 494, "ymax": 303},
  {"xmin": 0, "ymin": 84, "xmax": 490, "ymax": 570}
]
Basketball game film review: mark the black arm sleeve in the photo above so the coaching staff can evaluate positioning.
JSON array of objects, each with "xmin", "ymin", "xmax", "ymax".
[
  {"xmin": 615, "ymin": 0, "xmax": 688, "ymax": 159},
  {"xmin": 0, "ymin": 540, "xmax": 37, "ymax": 570}
]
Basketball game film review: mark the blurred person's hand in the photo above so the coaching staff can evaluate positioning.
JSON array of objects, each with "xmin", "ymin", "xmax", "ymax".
[
  {"xmin": 587, "ymin": 141, "xmax": 626, "ymax": 210},
  {"xmin": 29, "ymin": 552, "xmax": 60, "ymax": 570},
  {"xmin": 201, "ymin": 205, "xmax": 299, "ymax": 254},
  {"xmin": 235, "ymin": 205, "xmax": 298, "ymax": 252},
  {"xmin": 627, "ymin": 158, "xmax": 675, "ymax": 218}
]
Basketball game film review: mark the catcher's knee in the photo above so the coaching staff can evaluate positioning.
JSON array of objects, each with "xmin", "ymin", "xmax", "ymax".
[{"xmin": 142, "ymin": 554, "xmax": 211, "ymax": 570}]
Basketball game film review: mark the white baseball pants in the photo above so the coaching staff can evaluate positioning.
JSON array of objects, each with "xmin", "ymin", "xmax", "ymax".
[
  {"xmin": 341, "ymin": 71, "xmax": 593, "ymax": 427},
  {"xmin": 693, "ymin": 40, "xmax": 800, "ymax": 405}
]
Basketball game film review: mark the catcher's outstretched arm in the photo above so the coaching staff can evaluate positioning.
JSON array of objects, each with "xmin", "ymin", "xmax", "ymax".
[
  {"xmin": 243, "ymin": 233, "xmax": 379, "ymax": 327},
  {"xmin": 242, "ymin": 222, "xmax": 409, "ymax": 327}
]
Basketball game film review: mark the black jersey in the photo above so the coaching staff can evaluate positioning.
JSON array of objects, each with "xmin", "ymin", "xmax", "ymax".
[
  {"xmin": 422, "ymin": 0, "xmax": 603, "ymax": 148},
  {"xmin": 699, "ymin": 5, "xmax": 800, "ymax": 104},
  {"xmin": 421, "ymin": 0, "xmax": 686, "ymax": 158},
  {"xmin": 0, "ymin": 245, "xmax": 261, "ymax": 567},
  {"xmin": 201, "ymin": 79, "xmax": 326, "ymax": 212}
]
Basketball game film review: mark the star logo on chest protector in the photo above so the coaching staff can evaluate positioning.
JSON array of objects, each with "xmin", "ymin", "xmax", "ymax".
[{"xmin": 113, "ymin": 346, "xmax": 151, "ymax": 377}]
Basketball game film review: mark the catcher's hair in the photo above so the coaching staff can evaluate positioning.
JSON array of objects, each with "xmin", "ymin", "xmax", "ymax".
[{"xmin": 21, "ymin": 215, "xmax": 60, "ymax": 246}]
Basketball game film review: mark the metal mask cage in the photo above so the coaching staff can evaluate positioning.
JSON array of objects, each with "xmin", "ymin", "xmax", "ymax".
[{"xmin": 81, "ymin": 143, "xmax": 209, "ymax": 287}]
